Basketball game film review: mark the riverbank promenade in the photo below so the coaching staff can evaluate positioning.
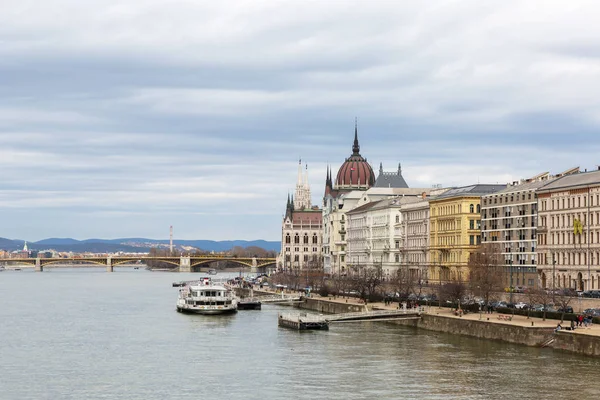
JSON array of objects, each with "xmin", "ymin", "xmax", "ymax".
[{"xmin": 257, "ymin": 286, "xmax": 600, "ymax": 339}]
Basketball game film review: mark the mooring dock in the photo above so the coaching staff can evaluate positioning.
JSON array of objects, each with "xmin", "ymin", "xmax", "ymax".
[
  {"xmin": 278, "ymin": 309, "xmax": 422, "ymax": 331},
  {"xmin": 278, "ymin": 312, "xmax": 329, "ymax": 330}
]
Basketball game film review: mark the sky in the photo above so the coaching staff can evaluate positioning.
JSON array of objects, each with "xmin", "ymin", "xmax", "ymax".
[{"xmin": 1, "ymin": 0, "xmax": 600, "ymax": 242}]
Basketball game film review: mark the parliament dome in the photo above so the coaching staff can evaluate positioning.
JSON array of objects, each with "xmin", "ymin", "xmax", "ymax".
[{"xmin": 335, "ymin": 124, "xmax": 375, "ymax": 189}]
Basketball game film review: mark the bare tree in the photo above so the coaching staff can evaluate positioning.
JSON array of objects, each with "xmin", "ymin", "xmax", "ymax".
[
  {"xmin": 555, "ymin": 289, "xmax": 575, "ymax": 323},
  {"xmin": 531, "ymin": 288, "xmax": 553, "ymax": 321},
  {"xmin": 468, "ymin": 243, "xmax": 505, "ymax": 312},
  {"xmin": 439, "ymin": 279, "xmax": 467, "ymax": 311},
  {"xmin": 390, "ymin": 267, "xmax": 415, "ymax": 305}
]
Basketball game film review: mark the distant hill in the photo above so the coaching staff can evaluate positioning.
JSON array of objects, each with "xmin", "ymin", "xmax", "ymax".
[{"xmin": 0, "ymin": 237, "xmax": 280, "ymax": 253}]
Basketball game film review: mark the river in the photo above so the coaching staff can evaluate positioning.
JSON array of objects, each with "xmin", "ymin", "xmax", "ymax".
[{"xmin": 1, "ymin": 268, "xmax": 599, "ymax": 400}]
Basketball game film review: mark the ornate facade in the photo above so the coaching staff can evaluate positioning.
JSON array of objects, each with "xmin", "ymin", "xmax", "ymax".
[
  {"xmin": 322, "ymin": 123, "xmax": 376, "ymax": 275},
  {"xmin": 537, "ymin": 168, "xmax": 600, "ymax": 291},
  {"xmin": 280, "ymin": 162, "xmax": 322, "ymax": 271},
  {"xmin": 429, "ymin": 184, "xmax": 505, "ymax": 284}
]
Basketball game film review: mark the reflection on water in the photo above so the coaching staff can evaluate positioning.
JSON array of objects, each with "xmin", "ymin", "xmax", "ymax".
[{"xmin": 1, "ymin": 268, "xmax": 600, "ymax": 400}]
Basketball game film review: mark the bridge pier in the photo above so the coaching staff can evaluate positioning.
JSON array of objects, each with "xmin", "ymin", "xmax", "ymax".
[
  {"xmin": 106, "ymin": 258, "xmax": 113, "ymax": 272},
  {"xmin": 251, "ymin": 257, "xmax": 257, "ymax": 273},
  {"xmin": 180, "ymin": 256, "xmax": 191, "ymax": 273},
  {"xmin": 35, "ymin": 258, "xmax": 43, "ymax": 272}
]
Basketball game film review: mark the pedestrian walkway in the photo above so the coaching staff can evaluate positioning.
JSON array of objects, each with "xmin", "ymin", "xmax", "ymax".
[{"xmin": 254, "ymin": 286, "xmax": 600, "ymax": 337}]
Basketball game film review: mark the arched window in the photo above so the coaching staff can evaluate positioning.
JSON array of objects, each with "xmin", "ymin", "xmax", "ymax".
[
  {"xmin": 294, "ymin": 234, "xmax": 300, "ymax": 244},
  {"xmin": 303, "ymin": 234, "xmax": 309, "ymax": 244},
  {"xmin": 470, "ymin": 204, "xmax": 474, "ymax": 213},
  {"xmin": 312, "ymin": 234, "xmax": 318, "ymax": 244},
  {"xmin": 476, "ymin": 204, "xmax": 481, "ymax": 213},
  {"xmin": 285, "ymin": 234, "xmax": 291, "ymax": 244}
]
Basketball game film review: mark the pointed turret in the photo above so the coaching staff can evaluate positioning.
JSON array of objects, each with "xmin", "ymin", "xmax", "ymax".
[
  {"xmin": 297, "ymin": 158, "xmax": 303, "ymax": 186},
  {"xmin": 352, "ymin": 118, "xmax": 360, "ymax": 155},
  {"xmin": 398, "ymin": 163, "xmax": 402, "ymax": 175}
]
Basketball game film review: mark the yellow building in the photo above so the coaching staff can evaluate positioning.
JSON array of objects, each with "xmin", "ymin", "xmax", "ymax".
[{"xmin": 429, "ymin": 185, "xmax": 505, "ymax": 284}]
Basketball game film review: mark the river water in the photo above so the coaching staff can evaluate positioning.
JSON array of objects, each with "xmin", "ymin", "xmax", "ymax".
[{"xmin": 2, "ymin": 268, "xmax": 600, "ymax": 400}]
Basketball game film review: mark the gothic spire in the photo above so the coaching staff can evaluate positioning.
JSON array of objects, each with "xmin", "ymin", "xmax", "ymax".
[{"xmin": 352, "ymin": 117, "xmax": 360, "ymax": 155}]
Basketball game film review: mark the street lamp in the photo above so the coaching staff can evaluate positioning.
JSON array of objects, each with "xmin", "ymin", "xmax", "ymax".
[
  {"xmin": 552, "ymin": 252, "xmax": 556, "ymax": 303},
  {"xmin": 509, "ymin": 259, "xmax": 514, "ymax": 305}
]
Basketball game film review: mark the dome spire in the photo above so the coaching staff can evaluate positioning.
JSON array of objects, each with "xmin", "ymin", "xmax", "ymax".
[{"xmin": 352, "ymin": 117, "xmax": 360, "ymax": 155}]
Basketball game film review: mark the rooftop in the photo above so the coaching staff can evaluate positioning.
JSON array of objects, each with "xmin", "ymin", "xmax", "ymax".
[
  {"xmin": 432, "ymin": 184, "xmax": 506, "ymax": 200},
  {"xmin": 538, "ymin": 169, "xmax": 600, "ymax": 192}
]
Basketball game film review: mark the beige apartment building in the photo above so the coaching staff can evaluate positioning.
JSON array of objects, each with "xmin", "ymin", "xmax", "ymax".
[{"xmin": 537, "ymin": 169, "xmax": 600, "ymax": 291}]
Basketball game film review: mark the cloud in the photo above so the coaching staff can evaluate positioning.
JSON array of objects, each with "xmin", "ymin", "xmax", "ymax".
[{"xmin": 1, "ymin": 0, "xmax": 600, "ymax": 241}]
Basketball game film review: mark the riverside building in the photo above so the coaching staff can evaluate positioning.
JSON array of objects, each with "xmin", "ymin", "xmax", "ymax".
[
  {"xmin": 481, "ymin": 173, "xmax": 557, "ymax": 290},
  {"xmin": 429, "ymin": 184, "xmax": 505, "ymax": 285},
  {"xmin": 280, "ymin": 160, "xmax": 322, "ymax": 271},
  {"xmin": 536, "ymin": 168, "xmax": 600, "ymax": 291},
  {"xmin": 346, "ymin": 190, "xmax": 447, "ymax": 281},
  {"xmin": 322, "ymin": 123, "xmax": 377, "ymax": 275}
]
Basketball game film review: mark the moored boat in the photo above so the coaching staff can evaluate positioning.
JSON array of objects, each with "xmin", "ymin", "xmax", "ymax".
[
  {"xmin": 176, "ymin": 278, "xmax": 237, "ymax": 315},
  {"xmin": 208, "ymin": 269, "xmax": 217, "ymax": 275}
]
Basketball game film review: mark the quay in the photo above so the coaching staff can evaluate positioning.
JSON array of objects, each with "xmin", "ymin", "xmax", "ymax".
[
  {"xmin": 278, "ymin": 312, "xmax": 329, "ymax": 330},
  {"xmin": 278, "ymin": 309, "xmax": 421, "ymax": 331},
  {"xmin": 253, "ymin": 285, "xmax": 600, "ymax": 357}
]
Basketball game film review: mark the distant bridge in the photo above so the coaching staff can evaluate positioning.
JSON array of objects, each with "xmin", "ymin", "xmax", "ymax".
[{"xmin": 2, "ymin": 256, "xmax": 277, "ymax": 273}]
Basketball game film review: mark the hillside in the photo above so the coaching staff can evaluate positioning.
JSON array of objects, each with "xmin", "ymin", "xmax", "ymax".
[{"xmin": 0, "ymin": 238, "xmax": 280, "ymax": 253}]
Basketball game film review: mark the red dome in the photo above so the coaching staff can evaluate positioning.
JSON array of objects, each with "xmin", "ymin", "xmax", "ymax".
[
  {"xmin": 336, "ymin": 155, "xmax": 375, "ymax": 188},
  {"xmin": 334, "ymin": 124, "xmax": 375, "ymax": 189}
]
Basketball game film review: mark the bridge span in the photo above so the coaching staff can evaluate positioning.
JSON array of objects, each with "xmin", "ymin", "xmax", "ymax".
[{"xmin": 2, "ymin": 256, "xmax": 277, "ymax": 273}]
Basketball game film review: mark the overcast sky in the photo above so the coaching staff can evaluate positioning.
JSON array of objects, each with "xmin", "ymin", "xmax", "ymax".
[{"xmin": 1, "ymin": 0, "xmax": 599, "ymax": 242}]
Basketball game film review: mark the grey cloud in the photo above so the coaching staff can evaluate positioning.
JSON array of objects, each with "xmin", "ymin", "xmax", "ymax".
[{"xmin": 2, "ymin": 0, "xmax": 600, "ymax": 241}]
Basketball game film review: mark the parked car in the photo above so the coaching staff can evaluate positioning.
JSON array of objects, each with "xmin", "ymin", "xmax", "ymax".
[
  {"xmin": 515, "ymin": 302, "xmax": 528, "ymax": 309},
  {"xmin": 582, "ymin": 290, "xmax": 600, "ymax": 298},
  {"xmin": 557, "ymin": 306, "xmax": 574, "ymax": 314}
]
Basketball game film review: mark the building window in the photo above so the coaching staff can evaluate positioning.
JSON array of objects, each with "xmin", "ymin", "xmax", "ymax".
[
  {"xmin": 396, "ymin": 215, "xmax": 400, "ymax": 223},
  {"xmin": 469, "ymin": 220, "xmax": 475, "ymax": 230},
  {"xmin": 304, "ymin": 235, "xmax": 309, "ymax": 244},
  {"xmin": 294, "ymin": 255, "xmax": 299, "ymax": 262},
  {"xmin": 395, "ymin": 241, "xmax": 400, "ymax": 248},
  {"xmin": 469, "ymin": 235, "xmax": 475, "ymax": 245},
  {"xmin": 312, "ymin": 234, "xmax": 318, "ymax": 244},
  {"xmin": 341, "ymin": 255, "xmax": 345, "ymax": 262},
  {"xmin": 395, "ymin": 254, "xmax": 400, "ymax": 262},
  {"xmin": 476, "ymin": 204, "xmax": 481, "ymax": 213},
  {"xmin": 285, "ymin": 235, "xmax": 291, "ymax": 244},
  {"xmin": 294, "ymin": 235, "xmax": 299, "ymax": 244},
  {"xmin": 470, "ymin": 204, "xmax": 474, "ymax": 213}
]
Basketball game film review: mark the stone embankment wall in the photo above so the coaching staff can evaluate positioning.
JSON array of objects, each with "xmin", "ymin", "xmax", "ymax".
[
  {"xmin": 552, "ymin": 332, "xmax": 600, "ymax": 357},
  {"xmin": 391, "ymin": 314, "xmax": 555, "ymax": 347},
  {"xmin": 297, "ymin": 297, "xmax": 367, "ymax": 314},
  {"xmin": 295, "ymin": 297, "xmax": 600, "ymax": 357}
]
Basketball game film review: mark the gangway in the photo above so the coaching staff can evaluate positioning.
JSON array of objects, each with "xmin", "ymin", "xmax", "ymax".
[{"xmin": 325, "ymin": 309, "xmax": 422, "ymax": 323}]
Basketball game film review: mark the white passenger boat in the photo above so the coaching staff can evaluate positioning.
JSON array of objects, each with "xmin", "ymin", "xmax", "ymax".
[{"xmin": 176, "ymin": 277, "xmax": 238, "ymax": 315}]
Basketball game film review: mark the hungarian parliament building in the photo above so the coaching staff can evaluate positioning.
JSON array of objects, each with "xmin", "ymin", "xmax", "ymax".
[{"xmin": 279, "ymin": 122, "xmax": 600, "ymax": 293}]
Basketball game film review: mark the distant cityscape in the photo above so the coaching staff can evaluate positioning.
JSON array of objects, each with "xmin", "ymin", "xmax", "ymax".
[{"xmin": 0, "ymin": 238, "xmax": 281, "ymax": 259}]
